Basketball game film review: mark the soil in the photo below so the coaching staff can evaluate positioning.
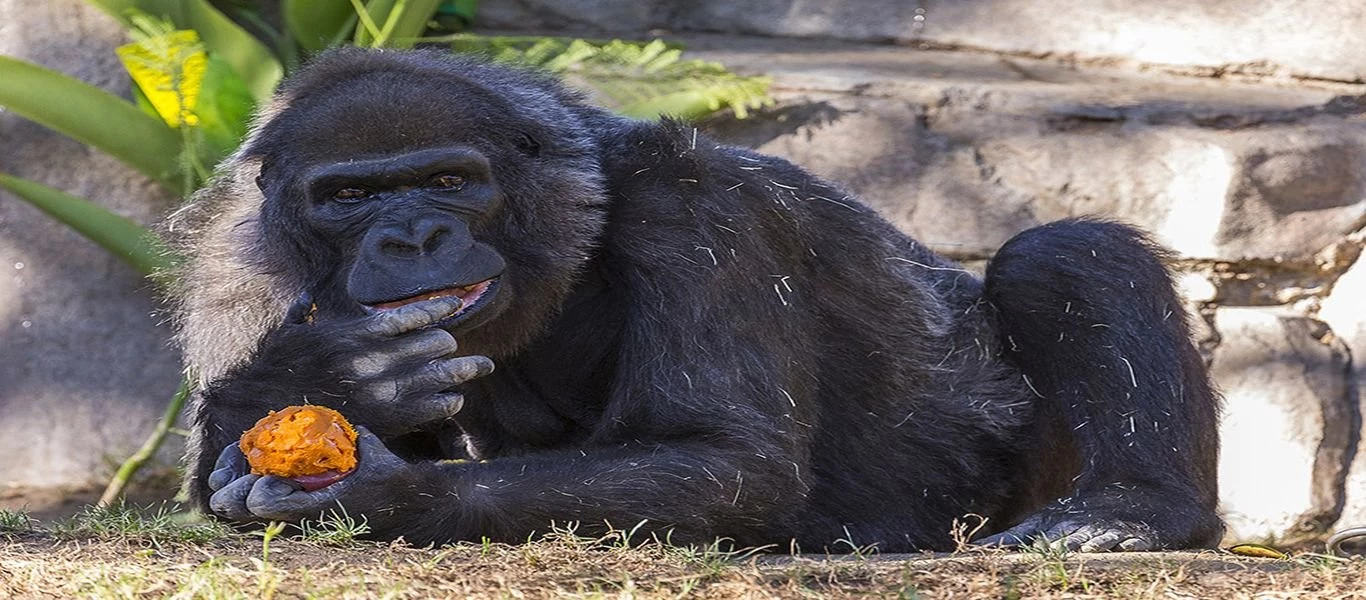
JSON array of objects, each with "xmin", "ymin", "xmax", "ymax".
[{"xmin": 2, "ymin": 526, "xmax": 1365, "ymax": 599}]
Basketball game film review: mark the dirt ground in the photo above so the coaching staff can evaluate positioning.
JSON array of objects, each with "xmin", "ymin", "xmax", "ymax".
[{"xmin": 2, "ymin": 513, "xmax": 1365, "ymax": 600}]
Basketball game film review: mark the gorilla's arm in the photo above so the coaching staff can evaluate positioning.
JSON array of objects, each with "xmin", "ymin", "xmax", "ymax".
[
  {"xmin": 188, "ymin": 295, "xmax": 493, "ymax": 513},
  {"xmin": 203, "ymin": 291, "xmax": 816, "ymax": 545},
  {"xmin": 225, "ymin": 433, "xmax": 799, "ymax": 545}
]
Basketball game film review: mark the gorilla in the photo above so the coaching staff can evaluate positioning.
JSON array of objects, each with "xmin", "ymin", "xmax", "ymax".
[{"xmin": 166, "ymin": 48, "xmax": 1223, "ymax": 552}]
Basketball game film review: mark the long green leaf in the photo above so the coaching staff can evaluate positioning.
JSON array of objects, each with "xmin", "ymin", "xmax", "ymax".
[
  {"xmin": 195, "ymin": 55, "xmax": 256, "ymax": 161},
  {"xmin": 0, "ymin": 56, "xmax": 185, "ymax": 195},
  {"xmin": 0, "ymin": 174, "xmax": 172, "ymax": 275},
  {"xmin": 283, "ymin": 0, "xmax": 358, "ymax": 52},
  {"xmin": 84, "ymin": 0, "xmax": 282, "ymax": 102},
  {"xmin": 353, "ymin": 0, "xmax": 397, "ymax": 46},
  {"xmin": 378, "ymin": 0, "xmax": 443, "ymax": 48},
  {"xmin": 355, "ymin": 0, "xmax": 442, "ymax": 48}
]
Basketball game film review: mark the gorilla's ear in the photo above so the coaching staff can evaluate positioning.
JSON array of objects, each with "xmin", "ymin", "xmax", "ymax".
[
  {"xmin": 254, "ymin": 157, "xmax": 274, "ymax": 193},
  {"xmin": 515, "ymin": 131, "xmax": 542, "ymax": 157}
]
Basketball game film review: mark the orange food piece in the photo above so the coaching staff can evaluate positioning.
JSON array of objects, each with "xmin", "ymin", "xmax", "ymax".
[{"xmin": 240, "ymin": 406, "xmax": 358, "ymax": 478}]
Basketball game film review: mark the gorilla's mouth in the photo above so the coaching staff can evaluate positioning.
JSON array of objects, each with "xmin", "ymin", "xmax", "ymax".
[{"xmin": 369, "ymin": 278, "xmax": 497, "ymax": 314}]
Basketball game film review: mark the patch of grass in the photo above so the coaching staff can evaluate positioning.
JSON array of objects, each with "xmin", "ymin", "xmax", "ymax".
[
  {"xmin": 0, "ymin": 508, "xmax": 33, "ymax": 531},
  {"xmin": 833, "ymin": 525, "xmax": 881, "ymax": 559},
  {"xmin": 1022, "ymin": 536, "xmax": 1084, "ymax": 591},
  {"xmin": 52, "ymin": 501, "xmax": 229, "ymax": 545},
  {"xmin": 7, "ymin": 507, "xmax": 1366, "ymax": 598},
  {"xmin": 666, "ymin": 536, "xmax": 769, "ymax": 577},
  {"xmin": 4, "ymin": 534, "xmax": 1366, "ymax": 599},
  {"xmin": 298, "ymin": 507, "xmax": 371, "ymax": 546}
]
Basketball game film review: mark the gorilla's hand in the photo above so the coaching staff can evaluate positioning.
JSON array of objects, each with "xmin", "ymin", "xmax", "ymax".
[
  {"xmin": 208, "ymin": 426, "xmax": 425, "ymax": 525},
  {"xmin": 243, "ymin": 293, "xmax": 495, "ymax": 436}
]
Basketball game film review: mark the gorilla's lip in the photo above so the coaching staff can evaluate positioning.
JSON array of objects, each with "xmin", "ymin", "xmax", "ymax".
[{"xmin": 368, "ymin": 278, "xmax": 497, "ymax": 314}]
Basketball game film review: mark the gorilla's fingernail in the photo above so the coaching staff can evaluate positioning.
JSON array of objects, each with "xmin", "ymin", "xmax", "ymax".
[{"xmin": 444, "ymin": 394, "xmax": 465, "ymax": 415}]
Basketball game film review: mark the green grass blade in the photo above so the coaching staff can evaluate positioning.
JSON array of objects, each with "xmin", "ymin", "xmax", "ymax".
[
  {"xmin": 0, "ymin": 174, "xmax": 173, "ymax": 275},
  {"xmin": 84, "ymin": 0, "xmax": 282, "ymax": 102},
  {"xmin": 354, "ymin": 0, "xmax": 443, "ymax": 48},
  {"xmin": 375, "ymin": 0, "xmax": 444, "ymax": 48},
  {"xmin": 353, "ymin": 0, "xmax": 397, "ymax": 47},
  {"xmin": 0, "ymin": 56, "xmax": 185, "ymax": 195},
  {"xmin": 283, "ymin": 0, "xmax": 358, "ymax": 52}
]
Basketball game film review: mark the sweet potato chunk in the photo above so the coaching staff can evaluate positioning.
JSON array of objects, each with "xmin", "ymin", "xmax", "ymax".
[{"xmin": 240, "ymin": 405, "xmax": 358, "ymax": 478}]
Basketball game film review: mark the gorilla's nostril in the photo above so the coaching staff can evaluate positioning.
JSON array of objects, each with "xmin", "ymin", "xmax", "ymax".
[
  {"xmin": 421, "ymin": 226, "xmax": 450, "ymax": 253},
  {"xmin": 381, "ymin": 239, "xmax": 419, "ymax": 257}
]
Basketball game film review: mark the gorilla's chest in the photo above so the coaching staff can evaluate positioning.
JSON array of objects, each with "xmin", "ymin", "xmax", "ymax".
[{"xmin": 456, "ymin": 269, "xmax": 624, "ymax": 456}]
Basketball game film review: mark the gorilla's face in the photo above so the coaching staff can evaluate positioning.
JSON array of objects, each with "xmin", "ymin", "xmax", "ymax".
[
  {"xmin": 302, "ymin": 145, "xmax": 511, "ymax": 334},
  {"xmin": 244, "ymin": 62, "xmax": 608, "ymax": 357}
]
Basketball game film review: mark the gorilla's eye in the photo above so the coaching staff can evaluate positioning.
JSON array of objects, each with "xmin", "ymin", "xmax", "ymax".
[
  {"xmin": 332, "ymin": 187, "xmax": 371, "ymax": 203},
  {"xmin": 430, "ymin": 174, "xmax": 466, "ymax": 190}
]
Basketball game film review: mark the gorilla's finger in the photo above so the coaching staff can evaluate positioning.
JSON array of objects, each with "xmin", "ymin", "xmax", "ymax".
[
  {"xmin": 283, "ymin": 291, "xmax": 317, "ymax": 325},
  {"xmin": 246, "ymin": 476, "xmax": 312, "ymax": 521},
  {"xmin": 208, "ymin": 444, "xmax": 249, "ymax": 491},
  {"xmin": 209, "ymin": 474, "xmax": 260, "ymax": 521},
  {"xmin": 403, "ymin": 355, "xmax": 495, "ymax": 392},
  {"xmin": 1117, "ymin": 537, "xmax": 1153, "ymax": 552},
  {"xmin": 974, "ymin": 529, "xmax": 1029, "ymax": 548},
  {"xmin": 1078, "ymin": 530, "xmax": 1127, "ymax": 552},
  {"xmin": 386, "ymin": 328, "xmax": 460, "ymax": 361},
  {"xmin": 400, "ymin": 393, "xmax": 466, "ymax": 426},
  {"xmin": 974, "ymin": 514, "xmax": 1044, "ymax": 547},
  {"xmin": 364, "ymin": 296, "xmax": 464, "ymax": 337},
  {"xmin": 353, "ymin": 425, "xmax": 405, "ymax": 467},
  {"xmin": 1058, "ymin": 524, "xmax": 1106, "ymax": 551},
  {"xmin": 340, "ymin": 330, "xmax": 462, "ymax": 382}
]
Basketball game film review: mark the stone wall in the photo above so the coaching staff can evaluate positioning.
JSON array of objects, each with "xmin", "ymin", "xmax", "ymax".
[
  {"xmin": 0, "ymin": 0, "xmax": 183, "ymax": 495},
  {"xmin": 481, "ymin": 0, "xmax": 1366, "ymax": 82}
]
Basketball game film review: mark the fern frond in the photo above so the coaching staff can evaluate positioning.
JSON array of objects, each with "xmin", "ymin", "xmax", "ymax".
[{"xmin": 447, "ymin": 35, "xmax": 772, "ymax": 120}]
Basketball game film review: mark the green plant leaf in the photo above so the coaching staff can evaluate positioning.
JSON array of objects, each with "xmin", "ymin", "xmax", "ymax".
[
  {"xmin": 432, "ymin": 0, "xmax": 478, "ymax": 32},
  {"xmin": 84, "ymin": 0, "xmax": 282, "ymax": 102},
  {"xmin": 283, "ymin": 0, "xmax": 358, "ymax": 52},
  {"xmin": 616, "ymin": 77, "xmax": 773, "ymax": 120},
  {"xmin": 438, "ymin": 0, "xmax": 478, "ymax": 21},
  {"xmin": 195, "ymin": 55, "xmax": 255, "ymax": 160},
  {"xmin": 115, "ymin": 25, "xmax": 255, "ymax": 185},
  {"xmin": 0, "ymin": 174, "xmax": 174, "ymax": 275},
  {"xmin": 116, "ymin": 29, "xmax": 209, "ymax": 129},
  {"xmin": 448, "ymin": 37, "xmax": 773, "ymax": 121},
  {"xmin": 354, "ymin": 0, "xmax": 443, "ymax": 48},
  {"xmin": 0, "ymin": 56, "xmax": 185, "ymax": 195},
  {"xmin": 352, "ymin": 0, "xmax": 395, "ymax": 46}
]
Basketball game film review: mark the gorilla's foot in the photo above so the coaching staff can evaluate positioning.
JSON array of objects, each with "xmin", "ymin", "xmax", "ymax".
[{"xmin": 975, "ymin": 485, "xmax": 1223, "ymax": 552}]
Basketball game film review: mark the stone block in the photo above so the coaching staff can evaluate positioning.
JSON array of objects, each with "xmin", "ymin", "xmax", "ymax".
[
  {"xmin": 698, "ymin": 38, "xmax": 1366, "ymax": 262},
  {"xmin": 477, "ymin": 0, "xmax": 671, "ymax": 32},
  {"xmin": 922, "ymin": 0, "xmax": 1366, "ymax": 83},
  {"xmin": 1209, "ymin": 308, "xmax": 1358, "ymax": 541},
  {"xmin": 1320, "ymin": 250, "xmax": 1366, "ymax": 529},
  {"xmin": 481, "ymin": 0, "xmax": 1366, "ymax": 82},
  {"xmin": 0, "ymin": 0, "xmax": 183, "ymax": 490}
]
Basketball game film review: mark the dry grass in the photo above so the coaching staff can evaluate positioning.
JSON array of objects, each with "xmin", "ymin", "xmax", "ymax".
[{"xmin": 1, "ymin": 508, "xmax": 1364, "ymax": 599}]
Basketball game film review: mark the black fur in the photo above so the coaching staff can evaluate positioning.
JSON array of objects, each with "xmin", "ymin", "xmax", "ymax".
[{"xmin": 166, "ymin": 48, "xmax": 1223, "ymax": 551}]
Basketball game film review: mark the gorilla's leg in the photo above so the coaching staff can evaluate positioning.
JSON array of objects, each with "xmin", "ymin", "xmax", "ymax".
[{"xmin": 980, "ymin": 219, "xmax": 1223, "ymax": 550}]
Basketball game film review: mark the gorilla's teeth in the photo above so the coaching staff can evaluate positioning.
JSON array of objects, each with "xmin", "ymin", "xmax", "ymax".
[{"xmin": 373, "ymin": 279, "xmax": 492, "ymax": 311}]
